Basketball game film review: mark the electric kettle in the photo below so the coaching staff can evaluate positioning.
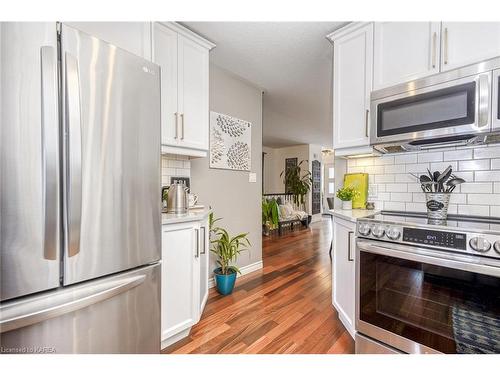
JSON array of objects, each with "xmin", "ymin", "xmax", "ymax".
[{"xmin": 166, "ymin": 181, "xmax": 189, "ymax": 214}]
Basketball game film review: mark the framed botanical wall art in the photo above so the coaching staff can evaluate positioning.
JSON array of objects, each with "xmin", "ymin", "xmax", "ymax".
[{"xmin": 210, "ymin": 111, "xmax": 252, "ymax": 171}]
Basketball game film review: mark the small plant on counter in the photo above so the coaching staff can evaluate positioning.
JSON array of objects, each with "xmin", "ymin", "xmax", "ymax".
[
  {"xmin": 336, "ymin": 186, "xmax": 359, "ymax": 201},
  {"xmin": 336, "ymin": 186, "xmax": 359, "ymax": 210},
  {"xmin": 209, "ymin": 213, "xmax": 250, "ymax": 295}
]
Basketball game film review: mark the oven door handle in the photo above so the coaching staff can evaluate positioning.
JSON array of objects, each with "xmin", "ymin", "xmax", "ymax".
[
  {"xmin": 476, "ymin": 73, "xmax": 490, "ymax": 129},
  {"xmin": 356, "ymin": 239, "xmax": 500, "ymax": 278}
]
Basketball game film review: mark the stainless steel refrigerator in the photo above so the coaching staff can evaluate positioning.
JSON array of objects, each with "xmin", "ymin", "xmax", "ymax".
[{"xmin": 0, "ymin": 22, "xmax": 161, "ymax": 353}]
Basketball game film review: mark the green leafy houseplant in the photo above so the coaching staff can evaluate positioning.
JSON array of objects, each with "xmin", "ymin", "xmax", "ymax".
[
  {"xmin": 336, "ymin": 186, "xmax": 359, "ymax": 201},
  {"xmin": 262, "ymin": 198, "xmax": 279, "ymax": 232},
  {"xmin": 280, "ymin": 160, "xmax": 312, "ymax": 207},
  {"xmin": 209, "ymin": 213, "xmax": 251, "ymax": 295},
  {"xmin": 209, "ymin": 213, "xmax": 250, "ymax": 275}
]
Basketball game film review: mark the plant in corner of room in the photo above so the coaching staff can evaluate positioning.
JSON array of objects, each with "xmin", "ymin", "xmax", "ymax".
[
  {"xmin": 336, "ymin": 186, "xmax": 359, "ymax": 210},
  {"xmin": 209, "ymin": 213, "xmax": 251, "ymax": 295},
  {"xmin": 262, "ymin": 198, "xmax": 279, "ymax": 235},
  {"xmin": 280, "ymin": 159, "xmax": 312, "ymax": 208}
]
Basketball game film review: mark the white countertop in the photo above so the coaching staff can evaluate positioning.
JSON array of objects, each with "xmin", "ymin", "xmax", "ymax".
[
  {"xmin": 162, "ymin": 207, "xmax": 212, "ymax": 225},
  {"xmin": 327, "ymin": 209, "xmax": 379, "ymax": 223}
]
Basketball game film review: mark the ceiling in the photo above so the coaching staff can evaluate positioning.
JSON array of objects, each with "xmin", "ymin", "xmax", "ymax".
[{"xmin": 182, "ymin": 22, "xmax": 348, "ymax": 148}]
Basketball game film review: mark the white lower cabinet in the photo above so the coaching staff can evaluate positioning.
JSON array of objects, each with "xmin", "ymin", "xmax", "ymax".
[
  {"xmin": 161, "ymin": 218, "xmax": 209, "ymax": 349},
  {"xmin": 332, "ymin": 217, "xmax": 356, "ymax": 338}
]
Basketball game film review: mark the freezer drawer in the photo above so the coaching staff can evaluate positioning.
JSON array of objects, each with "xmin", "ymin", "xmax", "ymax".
[{"xmin": 0, "ymin": 263, "xmax": 160, "ymax": 354}]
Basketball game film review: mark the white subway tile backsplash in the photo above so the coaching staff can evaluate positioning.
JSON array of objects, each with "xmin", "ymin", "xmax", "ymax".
[
  {"xmin": 474, "ymin": 146, "xmax": 500, "ymax": 159},
  {"xmin": 345, "ymin": 145, "xmax": 500, "ymax": 217},
  {"xmin": 491, "ymin": 159, "xmax": 500, "ymax": 170},
  {"xmin": 458, "ymin": 205, "xmax": 490, "ymax": 216},
  {"xmin": 467, "ymin": 194, "xmax": 500, "ymax": 205},
  {"xmin": 458, "ymin": 159, "xmax": 490, "ymax": 171},
  {"xmin": 443, "ymin": 149, "xmax": 473, "ymax": 161},
  {"xmin": 491, "ymin": 206, "xmax": 500, "ymax": 217},
  {"xmin": 475, "ymin": 171, "xmax": 500, "ymax": 182},
  {"xmin": 460, "ymin": 182, "xmax": 493, "ymax": 194},
  {"xmin": 430, "ymin": 161, "xmax": 457, "ymax": 172},
  {"xmin": 161, "ymin": 155, "xmax": 191, "ymax": 187},
  {"xmin": 417, "ymin": 152, "xmax": 443, "ymax": 163},
  {"xmin": 384, "ymin": 201, "xmax": 406, "ymax": 211},
  {"xmin": 390, "ymin": 192, "xmax": 412, "ymax": 202},
  {"xmin": 385, "ymin": 183, "xmax": 407, "ymax": 192},
  {"xmin": 395, "ymin": 154, "xmax": 418, "ymax": 164}
]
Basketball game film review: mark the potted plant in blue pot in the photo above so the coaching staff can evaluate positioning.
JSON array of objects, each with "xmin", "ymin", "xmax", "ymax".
[{"xmin": 209, "ymin": 213, "xmax": 250, "ymax": 295}]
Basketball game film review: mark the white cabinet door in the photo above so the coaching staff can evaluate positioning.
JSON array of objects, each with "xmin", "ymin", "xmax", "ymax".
[
  {"xmin": 153, "ymin": 23, "xmax": 179, "ymax": 146},
  {"xmin": 65, "ymin": 22, "xmax": 151, "ymax": 59},
  {"xmin": 161, "ymin": 222, "xmax": 199, "ymax": 342},
  {"xmin": 441, "ymin": 22, "xmax": 500, "ymax": 71},
  {"xmin": 373, "ymin": 22, "xmax": 440, "ymax": 90},
  {"xmin": 198, "ymin": 219, "xmax": 210, "ymax": 315},
  {"xmin": 493, "ymin": 69, "xmax": 500, "ymax": 131},
  {"xmin": 332, "ymin": 217, "xmax": 356, "ymax": 337},
  {"xmin": 177, "ymin": 35, "xmax": 210, "ymax": 151},
  {"xmin": 333, "ymin": 23, "xmax": 373, "ymax": 150}
]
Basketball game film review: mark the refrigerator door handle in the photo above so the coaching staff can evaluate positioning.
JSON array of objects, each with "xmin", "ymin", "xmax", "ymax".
[
  {"xmin": 0, "ymin": 274, "xmax": 146, "ymax": 334},
  {"xmin": 65, "ymin": 53, "xmax": 82, "ymax": 257},
  {"xmin": 40, "ymin": 46, "xmax": 59, "ymax": 261}
]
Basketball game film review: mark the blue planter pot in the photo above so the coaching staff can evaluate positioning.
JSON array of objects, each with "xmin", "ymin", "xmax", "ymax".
[{"xmin": 214, "ymin": 268, "xmax": 237, "ymax": 295}]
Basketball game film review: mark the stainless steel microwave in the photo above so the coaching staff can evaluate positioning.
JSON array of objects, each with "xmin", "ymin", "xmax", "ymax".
[{"xmin": 371, "ymin": 57, "xmax": 500, "ymax": 153}]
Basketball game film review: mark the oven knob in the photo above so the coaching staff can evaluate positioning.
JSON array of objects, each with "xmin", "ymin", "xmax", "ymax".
[
  {"xmin": 386, "ymin": 227, "xmax": 401, "ymax": 240},
  {"xmin": 469, "ymin": 237, "xmax": 491, "ymax": 253},
  {"xmin": 372, "ymin": 225, "xmax": 385, "ymax": 238},
  {"xmin": 495, "ymin": 241, "xmax": 500, "ymax": 254},
  {"xmin": 358, "ymin": 223, "xmax": 371, "ymax": 236}
]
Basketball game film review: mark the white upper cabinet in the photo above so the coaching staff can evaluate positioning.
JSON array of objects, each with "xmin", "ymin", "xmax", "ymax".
[
  {"xmin": 154, "ymin": 24, "xmax": 178, "ymax": 146},
  {"xmin": 331, "ymin": 23, "xmax": 373, "ymax": 150},
  {"xmin": 65, "ymin": 22, "xmax": 152, "ymax": 59},
  {"xmin": 373, "ymin": 22, "xmax": 440, "ymax": 90},
  {"xmin": 441, "ymin": 22, "xmax": 500, "ymax": 72},
  {"xmin": 177, "ymin": 36, "xmax": 210, "ymax": 151},
  {"xmin": 153, "ymin": 22, "xmax": 215, "ymax": 158},
  {"xmin": 493, "ymin": 69, "xmax": 500, "ymax": 131}
]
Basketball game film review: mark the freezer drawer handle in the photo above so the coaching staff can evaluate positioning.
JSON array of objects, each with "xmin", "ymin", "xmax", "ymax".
[
  {"xmin": 65, "ymin": 53, "xmax": 82, "ymax": 257},
  {"xmin": 40, "ymin": 46, "xmax": 59, "ymax": 261},
  {"xmin": 0, "ymin": 275, "xmax": 146, "ymax": 334}
]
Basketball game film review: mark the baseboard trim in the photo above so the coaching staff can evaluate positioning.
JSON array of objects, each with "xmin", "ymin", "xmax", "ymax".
[{"xmin": 208, "ymin": 260, "xmax": 263, "ymax": 289}]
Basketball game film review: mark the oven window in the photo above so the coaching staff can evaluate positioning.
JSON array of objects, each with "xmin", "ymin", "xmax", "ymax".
[
  {"xmin": 359, "ymin": 251, "xmax": 500, "ymax": 353},
  {"xmin": 377, "ymin": 82, "xmax": 476, "ymax": 137}
]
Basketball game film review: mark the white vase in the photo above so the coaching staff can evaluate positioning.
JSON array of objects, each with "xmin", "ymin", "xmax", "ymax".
[{"xmin": 342, "ymin": 200, "xmax": 352, "ymax": 210}]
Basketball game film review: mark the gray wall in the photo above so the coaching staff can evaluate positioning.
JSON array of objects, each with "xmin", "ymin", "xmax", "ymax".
[{"xmin": 191, "ymin": 64, "xmax": 263, "ymax": 271}]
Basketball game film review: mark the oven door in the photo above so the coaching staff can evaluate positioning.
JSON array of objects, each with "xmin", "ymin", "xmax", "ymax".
[
  {"xmin": 356, "ymin": 239, "xmax": 500, "ymax": 354},
  {"xmin": 371, "ymin": 73, "xmax": 492, "ymax": 146}
]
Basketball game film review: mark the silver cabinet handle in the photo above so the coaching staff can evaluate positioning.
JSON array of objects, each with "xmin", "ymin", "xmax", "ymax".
[
  {"xmin": 0, "ymin": 275, "xmax": 145, "ymax": 333},
  {"xmin": 444, "ymin": 27, "xmax": 449, "ymax": 65},
  {"xmin": 195, "ymin": 228, "xmax": 200, "ymax": 258},
  {"xmin": 365, "ymin": 109, "xmax": 369, "ymax": 138},
  {"xmin": 347, "ymin": 231, "xmax": 354, "ymax": 262},
  {"xmin": 40, "ymin": 46, "xmax": 59, "ymax": 261},
  {"xmin": 431, "ymin": 31, "xmax": 437, "ymax": 69},
  {"xmin": 476, "ymin": 74, "xmax": 490, "ymax": 128},
  {"xmin": 174, "ymin": 112, "xmax": 179, "ymax": 139},
  {"xmin": 200, "ymin": 226, "xmax": 206, "ymax": 255},
  {"xmin": 181, "ymin": 113, "xmax": 185, "ymax": 140},
  {"xmin": 65, "ymin": 53, "xmax": 82, "ymax": 258}
]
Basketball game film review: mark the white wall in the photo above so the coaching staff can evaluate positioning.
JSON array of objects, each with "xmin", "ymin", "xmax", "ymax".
[
  {"xmin": 341, "ymin": 144, "xmax": 500, "ymax": 217},
  {"xmin": 191, "ymin": 64, "xmax": 263, "ymax": 270}
]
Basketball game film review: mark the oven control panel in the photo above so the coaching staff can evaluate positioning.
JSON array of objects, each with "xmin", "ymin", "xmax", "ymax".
[{"xmin": 402, "ymin": 227, "xmax": 467, "ymax": 250}]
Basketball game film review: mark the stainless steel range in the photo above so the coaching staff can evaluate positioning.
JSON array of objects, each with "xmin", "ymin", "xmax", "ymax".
[{"xmin": 355, "ymin": 211, "xmax": 500, "ymax": 354}]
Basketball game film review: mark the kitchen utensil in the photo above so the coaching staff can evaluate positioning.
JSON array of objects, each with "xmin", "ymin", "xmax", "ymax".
[
  {"xmin": 166, "ymin": 181, "xmax": 189, "ymax": 214},
  {"xmin": 446, "ymin": 178, "xmax": 465, "ymax": 193}
]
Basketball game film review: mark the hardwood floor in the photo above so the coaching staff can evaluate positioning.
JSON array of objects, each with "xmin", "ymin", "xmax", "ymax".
[{"xmin": 162, "ymin": 218, "xmax": 354, "ymax": 354}]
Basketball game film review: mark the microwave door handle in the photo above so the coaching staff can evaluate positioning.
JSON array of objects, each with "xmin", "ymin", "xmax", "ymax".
[
  {"xmin": 356, "ymin": 240, "xmax": 500, "ymax": 278},
  {"xmin": 65, "ymin": 53, "xmax": 82, "ymax": 257},
  {"xmin": 476, "ymin": 74, "xmax": 490, "ymax": 129},
  {"xmin": 40, "ymin": 46, "xmax": 59, "ymax": 261}
]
